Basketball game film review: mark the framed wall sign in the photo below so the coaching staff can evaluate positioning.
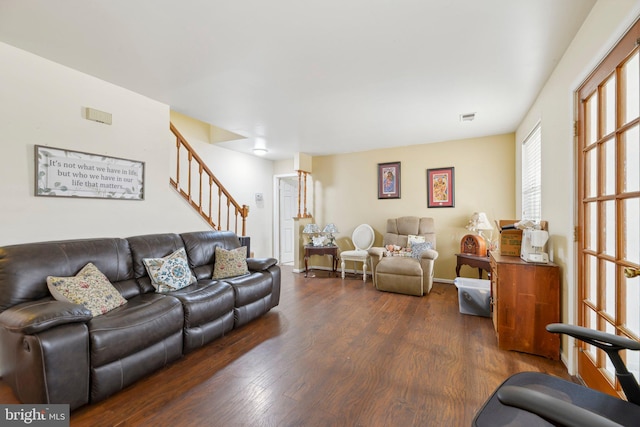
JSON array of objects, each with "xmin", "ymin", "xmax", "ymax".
[
  {"xmin": 427, "ymin": 166, "xmax": 454, "ymax": 208},
  {"xmin": 378, "ymin": 161, "xmax": 401, "ymax": 199},
  {"xmin": 35, "ymin": 145, "xmax": 145, "ymax": 200}
]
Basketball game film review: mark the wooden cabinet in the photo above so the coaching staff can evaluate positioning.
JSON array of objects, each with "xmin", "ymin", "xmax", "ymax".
[{"xmin": 490, "ymin": 252, "xmax": 560, "ymax": 360}]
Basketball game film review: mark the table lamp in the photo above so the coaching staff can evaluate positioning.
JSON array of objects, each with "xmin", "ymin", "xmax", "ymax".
[
  {"xmin": 303, "ymin": 223, "xmax": 320, "ymax": 234},
  {"xmin": 474, "ymin": 212, "xmax": 494, "ymax": 242},
  {"xmin": 303, "ymin": 223, "xmax": 321, "ymax": 246},
  {"xmin": 462, "ymin": 212, "xmax": 494, "ymax": 256},
  {"xmin": 322, "ymin": 223, "xmax": 339, "ymax": 246}
]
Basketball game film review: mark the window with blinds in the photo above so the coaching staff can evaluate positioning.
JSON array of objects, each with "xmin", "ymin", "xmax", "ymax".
[{"xmin": 522, "ymin": 123, "xmax": 541, "ymax": 221}]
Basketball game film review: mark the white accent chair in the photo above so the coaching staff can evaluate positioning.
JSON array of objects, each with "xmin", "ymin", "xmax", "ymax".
[{"xmin": 340, "ymin": 224, "xmax": 375, "ymax": 281}]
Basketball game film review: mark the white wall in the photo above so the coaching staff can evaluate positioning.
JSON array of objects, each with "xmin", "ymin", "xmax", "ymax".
[
  {"xmin": 515, "ymin": 0, "xmax": 640, "ymax": 373},
  {"xmin": 169, "ymin": 112, "xmax": 275, "ymax": 257},
  {"xmin": 0, "ymin": 42, "xmax": 270, "ymax": 250}
]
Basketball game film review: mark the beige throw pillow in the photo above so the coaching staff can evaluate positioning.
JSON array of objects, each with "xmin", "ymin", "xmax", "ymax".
[
  {"xmin": 213, "ymin": 246, "xmax": 249, "ymax": 279},
  {"xmin": 47, "ymin": 263, "xmax": 127, "ymax": 317}
]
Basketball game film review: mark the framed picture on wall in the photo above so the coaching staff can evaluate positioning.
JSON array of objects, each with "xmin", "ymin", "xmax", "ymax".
[
  {"xmin": 427, "ymin": 167, "xmax": 454, "ymax": 208},
  {"xmin": 35, "ymin": 145, "xmax": 145, "ymax": 200},
  {"xmin": 378, "ymin": 161, "xmax": 401, "ymax": 199}
]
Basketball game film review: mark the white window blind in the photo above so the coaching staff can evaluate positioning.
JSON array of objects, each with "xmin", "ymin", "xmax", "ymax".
[{"xmin": 522, "ymin": 123, "xmax": 541, "ymax": 221}]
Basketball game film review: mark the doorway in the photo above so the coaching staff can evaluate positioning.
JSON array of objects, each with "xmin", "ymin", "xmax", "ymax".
[{"xmin": 274, "ymin": 174, "xmax": 298, "ymax": 265}]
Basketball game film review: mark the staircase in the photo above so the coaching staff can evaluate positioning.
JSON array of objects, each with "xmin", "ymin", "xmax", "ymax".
[{"xmin": 169, "ymin": 122, "xmax": 249, "ymax": 236}]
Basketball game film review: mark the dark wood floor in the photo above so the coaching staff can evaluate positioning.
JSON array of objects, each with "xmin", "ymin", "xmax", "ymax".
[{"xmin": 0, "ymin": 266, "xmax": 571, "ymax": 426}]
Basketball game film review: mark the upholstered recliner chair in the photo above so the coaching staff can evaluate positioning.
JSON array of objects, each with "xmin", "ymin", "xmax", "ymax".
[{"xmin": 368, "ymin": 217, "xmax": 438, "ymax": 296}]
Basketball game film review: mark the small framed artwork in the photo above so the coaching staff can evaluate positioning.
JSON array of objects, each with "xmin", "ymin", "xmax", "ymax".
[
  {"xmin": 427, "ymin": 167, "xmax": 455, "ymax": 208},
  {"xmin": 378, "ymin": 162, "xmax": 401, "ymax": 199}
]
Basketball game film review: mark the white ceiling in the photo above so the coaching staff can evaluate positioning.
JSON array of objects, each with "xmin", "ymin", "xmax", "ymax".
[{"xmin": 0, "ymin": 0, "xmax": 596, "ymax": 160}]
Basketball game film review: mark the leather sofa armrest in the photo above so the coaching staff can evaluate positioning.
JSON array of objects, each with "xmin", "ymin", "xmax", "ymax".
[
  {"xmin": 0, "ymin": 300, "xmax": 92, "ymax": 335},
  {"xmin": 420, "ymin": 249, "xmax": 439, "ymax": 261},
  {"xmin": 247, "ymin": 257, "xmax": 278, "ymax": 271}
]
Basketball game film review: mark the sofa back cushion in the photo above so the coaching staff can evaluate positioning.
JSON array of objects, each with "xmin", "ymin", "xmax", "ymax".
[
  {"xmin": 180, "ymin": 231, "xmax": 242, "ymax": 280},
  {"xmin": 127, "ymin": 233, "xmax": 186, "ymax": 293},
  {"xmin": 384, "ymin": 216, "xmax": 436, "ymax": 249},
  {"xmin": 0, "ymin": 238, "xmax": 135, "ymax": 312}
]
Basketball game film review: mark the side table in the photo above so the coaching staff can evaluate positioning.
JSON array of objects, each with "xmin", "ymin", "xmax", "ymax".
[
  {"xmin": 304, "ymin": 245, "xmax": 339, "ymax": 277},
  {"xmin": 455, "ymin": 253, "xmax": 491, "ymax": 279}
]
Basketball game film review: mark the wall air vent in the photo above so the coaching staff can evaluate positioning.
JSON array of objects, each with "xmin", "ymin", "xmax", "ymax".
[
  {"xmin": 85, "ymin": 107, "xmax": 112, "ymax": 125},
  {"xmin": 460, "ymin": 113, "xmax": 476, "ymax": 122}
]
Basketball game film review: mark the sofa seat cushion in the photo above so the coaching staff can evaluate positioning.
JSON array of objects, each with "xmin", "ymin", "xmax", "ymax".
[
  {"xmin": 376, "ymin": 257, "xmax": 424, "ymax": 296},
  {"xmin": 377, "ymin": 256, "xmax": 422, "ymax": 276},
  {"xmin": 224, "ymin": 272, "xmax": 273, "ymax": 307},
  {"xmin": 169, "ymin": 280, "xmax": 236, "ymax": 353},
  {"xmin": 88, "ymin": 293, "xmax": 183, "ymax": 367},
  {"xmin": 169, "ymin": 281, "xmax": 234, "ymax": 328}
]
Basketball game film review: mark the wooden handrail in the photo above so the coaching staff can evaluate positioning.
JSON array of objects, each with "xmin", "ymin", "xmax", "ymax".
[{"xmin": 169, "ymin": 122, "xmax": 249, "ymax": 236}]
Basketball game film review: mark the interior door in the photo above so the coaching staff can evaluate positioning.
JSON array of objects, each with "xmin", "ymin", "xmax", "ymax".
[
  {"xmin": 279, "ymin": 177, "xmax": 298, "ymax": 264},
  {"xmin": 576, "ymin": 18, "xmax": 640, "ymax": 398}
]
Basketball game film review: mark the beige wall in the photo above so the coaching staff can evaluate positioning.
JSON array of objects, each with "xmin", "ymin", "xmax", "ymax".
[{"xmin": 298, "ymin": 133, "xmax": 516, "ymax": 280}]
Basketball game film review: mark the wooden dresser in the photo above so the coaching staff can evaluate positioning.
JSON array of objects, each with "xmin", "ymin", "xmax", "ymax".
[{"xmin": 489, "ymin": 252, "xmax": 560, "ymax": 360}]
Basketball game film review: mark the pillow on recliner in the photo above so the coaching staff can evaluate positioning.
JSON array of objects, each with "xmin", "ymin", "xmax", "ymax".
[
  {"xmin": 142, "ymin": 248, "xmax": 197, "ymax": 293},
  {"xmin": 407, "ymin": 234, "xmax": 426, "ymax": 249},
  {"xmin": 411, "ymin": 241, "xmax": 433, "ymax": 259},
  {"xmin": 47, "ymin": 262, "xmax": 128, "ymax": 316},
  {"xmin": 213, "ymin": 246, "xmax": 249, "ymax": 279}
]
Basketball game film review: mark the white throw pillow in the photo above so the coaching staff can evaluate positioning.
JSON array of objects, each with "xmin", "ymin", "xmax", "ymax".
[
  {"xmin": 142, "ymin": 248, "xmax": 197, "ymax": 293},
  {"xmin": 407, "ymin": 234, "xmax": 426, "ymax": 249}
]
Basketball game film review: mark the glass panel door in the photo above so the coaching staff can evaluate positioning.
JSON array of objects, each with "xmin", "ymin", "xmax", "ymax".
[{"xmin": 576, "ymin": 19, "xmax": 640, "ymax": 398}]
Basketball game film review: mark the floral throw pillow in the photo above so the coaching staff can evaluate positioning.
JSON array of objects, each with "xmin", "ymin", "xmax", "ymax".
[
  {"xmin": 47, "ymin": 262, "xmax": 128, "ymax": 317},
  {"xmin": 213, "ymin": 246, "xmax": 249, "ymax": 279},
  {"xmin": 142, "ymin": 248, "xmax": 197, "ymax": 293},
  {"xmin": 411, "ymin": 241, "xmax": 434, "ymax": 260}
]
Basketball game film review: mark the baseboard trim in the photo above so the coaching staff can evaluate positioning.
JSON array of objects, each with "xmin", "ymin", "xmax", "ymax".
[
  {"xmin": 292, "ymin": 266, "xmax": 336, "ymax": 274},
  {"xmin": 289, "ymin": 269, "xmax": 455, "ymax": 285}
]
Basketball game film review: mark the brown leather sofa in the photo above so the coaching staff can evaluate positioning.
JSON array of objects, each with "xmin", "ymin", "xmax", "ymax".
[{"xmin": 0, "ymin": 230, "xmax": 280, "ymax": 410}]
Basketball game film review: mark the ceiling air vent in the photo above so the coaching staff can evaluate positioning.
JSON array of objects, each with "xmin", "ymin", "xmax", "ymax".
[{"xmin": 460, "ymin": 113, "xmax": 476, "ymax": 122}]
